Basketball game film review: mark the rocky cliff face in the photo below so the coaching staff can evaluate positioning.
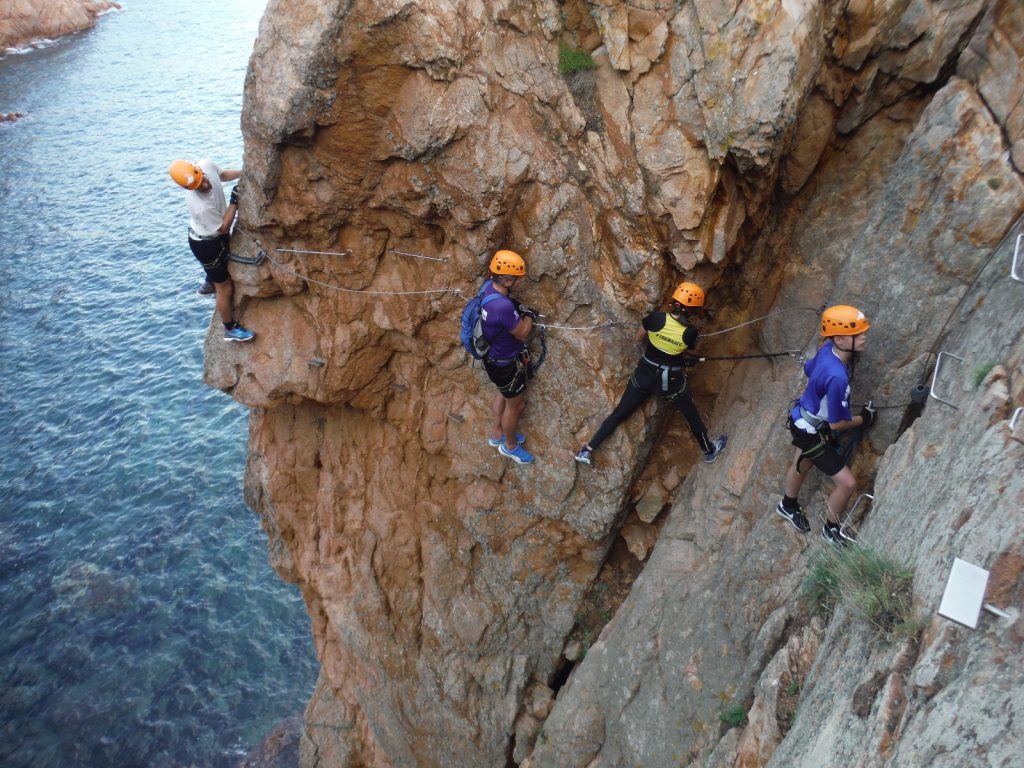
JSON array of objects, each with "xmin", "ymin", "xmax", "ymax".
[
  {"xmin": 209, "ymin": 1, "xmax": 1023, "ymax": 766},
  {"xmin": 0, "ymin": 0, "xmax": 121, "ymax": 52}
]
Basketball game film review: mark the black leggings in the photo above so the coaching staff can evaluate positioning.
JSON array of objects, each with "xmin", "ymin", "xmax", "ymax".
[{"xmin": 589, "ymin": 359, "xmax": 712, "ymax": 453}]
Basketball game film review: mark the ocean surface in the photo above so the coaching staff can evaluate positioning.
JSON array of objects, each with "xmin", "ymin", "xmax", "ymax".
[{"xmin": 0, "ymin": 2, "xmax": 319, "ymax": 766}]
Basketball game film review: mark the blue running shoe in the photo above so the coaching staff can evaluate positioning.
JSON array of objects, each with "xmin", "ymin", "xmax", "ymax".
[
  {"xmin": 498, "ymin": 442, "xmax": 534, "ymax": 464},
  {"xmin": 574, "ymin": 444, "xmax": 593, "ymax": 465},
  {"xmin": 224, "ymin": 322, "xmax": 255, "ymax": 342},
  {"xmin": 703, "ymin": 435, "xmax": 727, "ymax": 463},
  {"xmin": 488, "ymin": 433, "xmax": 526, "ymax": 448}
]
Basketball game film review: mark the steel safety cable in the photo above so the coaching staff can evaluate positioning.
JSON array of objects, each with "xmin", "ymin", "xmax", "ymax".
[
  {"xmin": 265, "ymin": 251, "xmax": 463, "ymax": 297},
  {"xmin": 915, "ymin": 210, "xmax": 1024, "ymax": 384},
  {"xmin": 232, "ymin": 227, "xmax": 464, "ymax": 298},
  {"xmin": 700, "ymin": 306, "xmax": 821, "ymax": 338}
]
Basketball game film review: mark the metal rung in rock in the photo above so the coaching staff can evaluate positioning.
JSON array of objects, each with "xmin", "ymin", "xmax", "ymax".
[
  {"xmin": 307, "ymin": 358, "xmax": 326, "ymax": 368},
  {"xmin": 842, "ymin": 493, "xmax": 873, "ymax": 529},
  {"xmin": 929, "ymin": 351, "xmax": 964, "ymax": 409},
  {"xmin": 447, "ymin": 412, "xmax": 465, "ymax": 424},
  {"xmin": 1010, "ymin": 407, "xmax": 1024, "ymax": 445},
  {"xmin": 229, "ymin": 249, "xmax": 267, "ymax": 266},
  {"xmin": 1012, "ymin": 234, "xmax": 1024, "ymax": 283}
]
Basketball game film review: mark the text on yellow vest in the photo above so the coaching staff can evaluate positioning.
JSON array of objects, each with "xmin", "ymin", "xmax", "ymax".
[{"xmin": 647, "ymin": 314, "xmax": 690, "ymax": 356}]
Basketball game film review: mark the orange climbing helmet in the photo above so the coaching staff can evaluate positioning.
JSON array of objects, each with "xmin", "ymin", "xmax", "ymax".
[
  {"xmin": 169, "ymin": 159, "xmax": 203, "ymax": 190},
  {"xmin": 490, "ymin": 249, "xmax": 526, "ymax": 276},
  {"xmin": 821, "ymin": 305, "xmax": 870, "ymax": 336},
  {"xmin": 671, "ymin": 281, "xmax": 705, "ymax": 308}
]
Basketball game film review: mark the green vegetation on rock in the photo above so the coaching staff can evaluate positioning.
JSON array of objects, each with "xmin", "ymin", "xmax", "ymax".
[
  {"xmin": 803, "ymin": 544, "xmax": 917, "ymax": 641},
  {"xmin": 559, "ymin": 44, "xmax": 596, "ymax": 74},
  {"xmin": 719, "ymin": 705, "xmax": 747, "ymax": 729}
]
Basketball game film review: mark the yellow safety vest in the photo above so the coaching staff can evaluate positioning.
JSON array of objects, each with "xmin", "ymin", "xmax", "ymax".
[{"xmin": 647, "ymin": 314, "xmax": 690, "ymax": 357}]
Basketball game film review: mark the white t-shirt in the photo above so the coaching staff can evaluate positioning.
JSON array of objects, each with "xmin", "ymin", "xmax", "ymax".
[{"xmin": 185, "ymin": 158, "xmax": 227, "ymax": 236}]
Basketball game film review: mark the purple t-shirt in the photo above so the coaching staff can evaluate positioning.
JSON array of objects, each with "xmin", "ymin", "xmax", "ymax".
[
  {"xmin": 790, "ymin": 340, "xmax": 852, "ymax": 431},
  {"xmin": 480, "ymin": 282, "xmax": 525, "ymax": 361}
]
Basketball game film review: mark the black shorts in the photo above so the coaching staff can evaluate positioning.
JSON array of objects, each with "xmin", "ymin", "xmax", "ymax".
[
  {"xmin": 484, "ymin": 354, "xmax": 529, "ymax": 398},
  {"xmin": 788, "ymin": 419, "xmax": 845, "ymax": 476},
  {"xmin": 188, "ymin": 235, "xmax": 231, "ymax": 283}
]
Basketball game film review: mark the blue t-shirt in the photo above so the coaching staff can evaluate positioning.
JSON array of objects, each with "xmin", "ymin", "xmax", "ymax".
[
  {"xmin": 790, "ymin": 341, "xmax": 852, "ymax": 431},
  {"xmin": 480, "ymin": 283, "xmax": 525, "ymax": 361}
]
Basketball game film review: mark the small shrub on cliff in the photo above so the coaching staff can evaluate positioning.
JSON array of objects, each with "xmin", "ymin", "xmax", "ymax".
[
  {"xmin": 972, "ymin": 360, "xmax": 1001, "ymax": 388},
  {"xmin": 558, "ymin": 43, "xmax": 597, "ymax": 74},
  {"xmin": 718, "ymin": 705, "xmax": 747, "ymax": 729},
  {"xmin": 802, "ymin": 544, "xmax": 916, "ymax": 641},
  {"xmin": 557, "ymin": 43, "xmax": 602, "ymax": 132}
]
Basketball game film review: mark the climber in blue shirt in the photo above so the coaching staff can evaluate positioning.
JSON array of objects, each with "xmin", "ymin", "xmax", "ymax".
[{"xmin": 775, "ymin": 305, "xmax": 876, "ymax": 545}]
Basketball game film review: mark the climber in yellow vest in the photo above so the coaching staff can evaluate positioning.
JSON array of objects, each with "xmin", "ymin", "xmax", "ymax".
[{"xmin": 575, "ymin": 281, "xmax": 727, "ymax": 466}]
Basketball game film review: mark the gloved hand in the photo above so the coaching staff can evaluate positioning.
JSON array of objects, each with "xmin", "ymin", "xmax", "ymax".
[
  {"xmin": 859, "ymin": 403, "xmax": 877, "ymax": 429},
  {"xmin": 680, "ymin": 355, "xmax": 700, "ymax": 367},
  {"xmin": 229, "ymin": 185, "xmax": 239, "ymax": 206},
  {"xmin": 517, "ymin": 303, "xmax": 538, "ymax": 320}
]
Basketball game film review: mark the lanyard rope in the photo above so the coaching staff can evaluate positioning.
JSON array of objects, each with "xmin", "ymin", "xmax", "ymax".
[{"xmin": 701, "ymin": 306, "xmax": 821, "ymax": 337}]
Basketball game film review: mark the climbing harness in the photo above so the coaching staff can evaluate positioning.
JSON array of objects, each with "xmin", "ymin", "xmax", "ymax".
[{"xmin": 641, "ymin": 355, "xmax": 687, "ymax": 394}]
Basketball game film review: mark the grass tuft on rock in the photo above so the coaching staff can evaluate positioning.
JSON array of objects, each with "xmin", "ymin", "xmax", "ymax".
[
  {"xmin": 972, "ymin": 360, "xmax": 1001, "ymax": 387},
  {"xmin": 719, "ymin": 705, "xmax": 747, "ymax": 729},
  {"xmin": 802, "ymin": 544, "xmax": 916, "ymax": 641},
  {"xmin": 559, "ymin": 44, "xmax": 597, "ymax": 74}
]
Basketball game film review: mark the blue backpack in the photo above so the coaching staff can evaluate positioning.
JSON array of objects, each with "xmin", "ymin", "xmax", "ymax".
[{"xmin": 460, "ymin": 281, "xmax": 503, "ymax": 360}]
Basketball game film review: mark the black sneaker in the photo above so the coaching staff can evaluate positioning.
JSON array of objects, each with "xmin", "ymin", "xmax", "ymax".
[
  {"xmin": 775, "ymin": 501, "xmax": 810, "ymax": 533},
  {"xmin": 821, "ymin": 523, "xmax": 849, "ymax": 548},
  {"xmin": 703, "ymin": 435, "xmax": 728, "ymax": 464}
]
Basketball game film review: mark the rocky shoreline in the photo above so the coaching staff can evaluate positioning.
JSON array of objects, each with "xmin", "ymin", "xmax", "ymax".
[{"xmin": 0, "ymin": 0, "xmax": 121, "ymax": 54}]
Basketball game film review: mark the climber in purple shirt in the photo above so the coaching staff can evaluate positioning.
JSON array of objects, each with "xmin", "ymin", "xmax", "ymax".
[
  {"xmin": 480, "ymin": 250, "xmax": 537, "ymax": 464},
  {"xmin": 775, "ymin": 305, "xmax": 876, "ymax": 546}
]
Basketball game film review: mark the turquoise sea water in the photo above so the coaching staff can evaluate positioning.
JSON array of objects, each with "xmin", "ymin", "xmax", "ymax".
[{"xmin": 0, "ymin": 2, "xmax": 318, "ymax": 766}]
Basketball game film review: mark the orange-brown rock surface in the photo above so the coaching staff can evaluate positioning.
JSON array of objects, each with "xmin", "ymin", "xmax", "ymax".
[
  {"xmin": 210, "ymin": 1, "xmax": 1023, "ymax": 766},
  {"xmin": 0, "ymin": 0, "xmax": 121, "ymax": 52}
]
